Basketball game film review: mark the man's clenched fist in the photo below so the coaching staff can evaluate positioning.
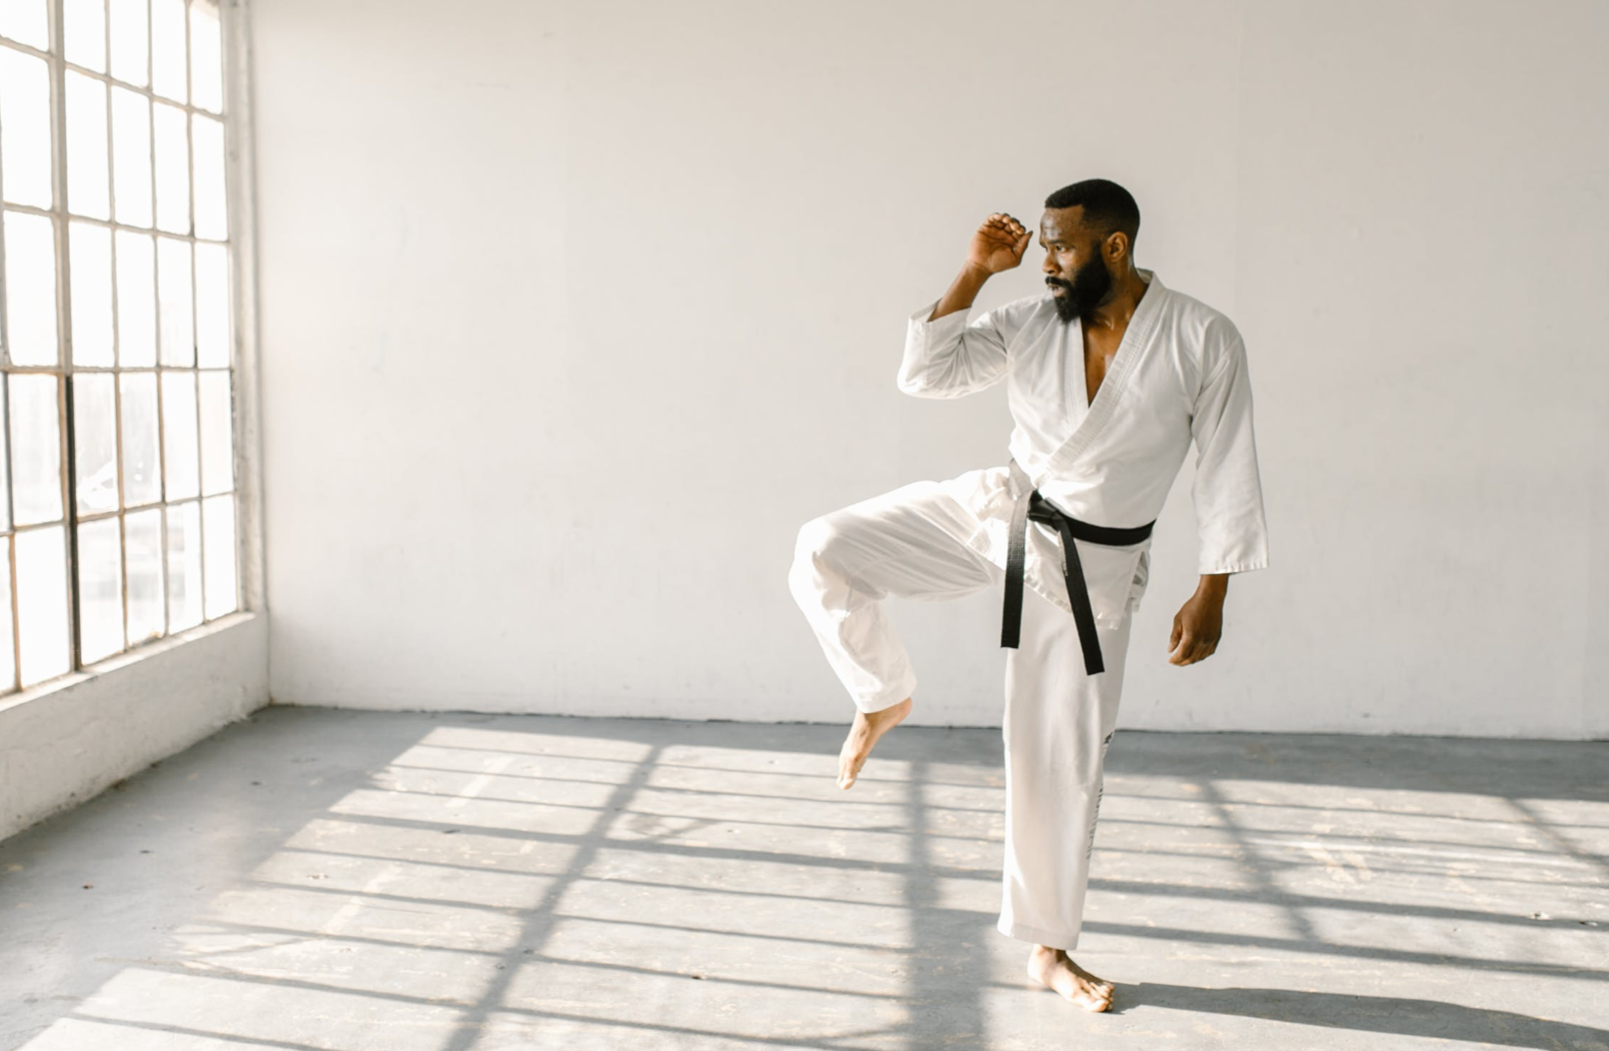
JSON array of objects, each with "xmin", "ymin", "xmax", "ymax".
[{"xmin": 967, "ymin": 212, "xmax": 1033, "ymax": 274}]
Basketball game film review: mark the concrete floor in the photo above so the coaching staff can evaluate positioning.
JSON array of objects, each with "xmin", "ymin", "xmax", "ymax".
[{"xmin": 0, "ymin": 707, "xmax": 1605, "ymax": 1051}]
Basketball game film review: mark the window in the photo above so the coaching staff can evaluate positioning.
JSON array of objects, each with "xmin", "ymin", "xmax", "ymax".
[{"xmin": 1, "ymin": 0, "xmax": 237, "ymax": 696}]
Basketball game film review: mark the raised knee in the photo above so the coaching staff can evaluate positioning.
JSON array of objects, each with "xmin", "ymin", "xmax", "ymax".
[
  {"xmin": 794, "ymin": 514, "xmax": 839, "ymax": 562},
  {"xmin": 790, "ymin": 514, "xmax": 846, "ymax": 601}
]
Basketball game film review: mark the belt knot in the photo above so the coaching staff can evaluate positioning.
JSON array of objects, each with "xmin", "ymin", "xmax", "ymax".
[{"xmin": 1000, "ymin": 460, "xmax": 1155, "ymax": 674}]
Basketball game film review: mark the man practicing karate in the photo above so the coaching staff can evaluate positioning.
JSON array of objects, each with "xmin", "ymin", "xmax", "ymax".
[{"xmin": 789, "ymin": 179, "xmax": 1269, "ymax": 1011}]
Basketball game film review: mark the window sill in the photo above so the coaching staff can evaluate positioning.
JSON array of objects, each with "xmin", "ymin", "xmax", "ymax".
[{"xmin": 0, "ymin": 609, "xmax": 262, "ymax": 718}]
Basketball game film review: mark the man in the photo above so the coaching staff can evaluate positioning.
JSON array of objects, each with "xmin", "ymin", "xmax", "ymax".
[{"xmin": 788, "ymin": 179, "xmax": 1269, "ymax": 1011}]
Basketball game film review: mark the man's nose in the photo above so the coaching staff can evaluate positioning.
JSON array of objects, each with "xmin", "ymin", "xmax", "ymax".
[{"xmin": 1040, "ymin": 248, "xmax": 1058, "ymax": 275}]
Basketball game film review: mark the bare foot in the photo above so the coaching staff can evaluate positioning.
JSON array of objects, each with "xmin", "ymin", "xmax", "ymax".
[
  {"xmin": 837, "ymin": 697, "xmax": 912, "ymax": 789},
  {"xmin": 1026, "ymin": 945, "xmax": 1113, "ymax": 1012}
]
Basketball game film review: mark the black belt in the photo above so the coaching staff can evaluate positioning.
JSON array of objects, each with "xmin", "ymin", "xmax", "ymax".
[{"xmin": 1000, "ymin": 461, "xmax": 1155, "ymax": 674}]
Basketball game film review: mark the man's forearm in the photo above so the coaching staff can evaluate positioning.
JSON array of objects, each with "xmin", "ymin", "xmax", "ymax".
[
  {"xmin": 1197, "ymin": 573, "xmax": 1229, "ymax": 602},
  {"xmin": 929, "ymin": 264, "xmax": 993, "ymax": 321}
]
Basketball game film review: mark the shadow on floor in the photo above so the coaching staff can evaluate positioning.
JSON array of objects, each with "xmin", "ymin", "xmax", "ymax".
[
  {"xmin": 2, "ymin": 708, "xmax": 1605, "ymax": 1051},
  {"xmin": 1113, "ymin": 982, "xmax": 1609, "ymax": 1050}
]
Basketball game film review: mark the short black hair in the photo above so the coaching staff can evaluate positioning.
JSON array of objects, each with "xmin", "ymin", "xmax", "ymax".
[{"xmin": 1044, "ymin": 179, "xmax": 1140, "ymax": 244}]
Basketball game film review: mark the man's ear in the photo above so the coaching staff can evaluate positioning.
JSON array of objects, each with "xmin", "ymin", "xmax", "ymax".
[{"xmin": 1103, "ymin": 231, "xmax": 1130, "ymax": 266}]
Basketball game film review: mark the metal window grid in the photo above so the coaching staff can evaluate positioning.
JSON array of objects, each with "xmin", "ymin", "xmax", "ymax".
[{"xmin": 0, "ymin": 0, "xmax": 241, "ymax": 695}]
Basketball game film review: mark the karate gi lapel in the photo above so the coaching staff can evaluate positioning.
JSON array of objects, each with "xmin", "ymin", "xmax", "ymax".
[{"xmin": 1041, "ymin": 270, "xmax": 1167, "ymax": 484}]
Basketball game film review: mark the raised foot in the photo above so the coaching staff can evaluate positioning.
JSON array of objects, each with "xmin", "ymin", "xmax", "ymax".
[
  {"xmin": 1026, "ymin": 945, "xmax": 1113, "ymax": 1012},
  {"xmin": 837, "ymin": 697, "xmax": 912, "ymax": 789}
]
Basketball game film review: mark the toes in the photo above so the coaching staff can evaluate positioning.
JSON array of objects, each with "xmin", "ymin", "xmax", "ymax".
[
  {"xmin": 837, "ymin": 739, "xmax": 866, "ymax": 787},
  {"xmin": 1066, "ymin": 978, "xmax": 1113, "ymax": 1011},
  {"xmin": 1075, "ymin": 986, "xmax": 1112, "ymax": 1011}
]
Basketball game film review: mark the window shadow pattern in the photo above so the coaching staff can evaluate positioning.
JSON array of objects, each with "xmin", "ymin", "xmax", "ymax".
[{"xmin": 0, "ymin": 709, "xmax": 1603, "ymax": 1050}]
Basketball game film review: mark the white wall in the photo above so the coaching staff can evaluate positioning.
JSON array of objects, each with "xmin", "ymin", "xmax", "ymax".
[{"xmin": 250, "ymin": 0, "xmax": 1609, "ymax": 737}]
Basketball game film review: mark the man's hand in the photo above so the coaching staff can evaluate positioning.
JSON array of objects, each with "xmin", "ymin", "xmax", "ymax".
[
  {"xmin": 1167, "ymin": 574, "xmax": 1229, "ymax": 666},
  {"xmin": 929, "ymin": 213, "xmax": 1033, "ymax": 321},
  {"xmin": 967, "ymin": 213, "xmax": 1033, "ymax": 275}
]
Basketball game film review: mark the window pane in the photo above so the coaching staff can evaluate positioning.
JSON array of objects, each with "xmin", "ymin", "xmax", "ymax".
[
  {"xmin": 197, "ymin": 368, "xmax": 230, "ymax": 495},
  {"xmin": 202, "ymin": 492, "xmax": 233, "ymax": 618},
  {"xmin": 0, "ymin": 0, "xmax": 48, "ymax": 49},
  {"xmin": 153, "ymin": 101, "xmax": 188, "ymax": 234},
  {"xmin": 9, "ymin": 372, "xmax": 62, "ymax": 525},
  {"xmin": 157, "ymin": 236, "xmax": 193, "ymax": 365},
  {"xmin": 194, "ymin": 240, "xmax": 229, "ymax": 366},
  {"xmin": 0, "ymin": 47, "xmax": 52, "ymax": 208},
  {"xmin": 69, "ymin": 221, "xmax": 115, "ymax": 366},
  {"xmin": 16, "ymin": 525, "xmax": 69, "ymax": 686},
  {"xmin": 126, "ymin": 506, "xmax": 164, "ymax": 643},
  {"xmin": 119, "ymin": 371, "xmax": 160, "ymax": 505},
  {"xmin": 64, "ymin": 0, "xmax": 107, "ymax": 72},
  {"xmin": 3, "ymin": 210, "xmax": 58, "ymax": 366},
  {"xmin": 109, "ymin": 0, "xmax": 148, "ymax": 87},
  {"xmin": 116, "ymin": 229, "xmax": 156, "ymax": 366},
  {"xmin": 160, "ymin": 368, "xmax": 197, "ymax": 499},
  {"xmin": 79, "ymin": 516, "xmax": 124, "ymax": 664},
  {"xmin": 73, "ymin": 371, "xmax": 119, "ymax": 514},
  {"xmin": 112, "ymin": 86, "xmax": 153, "ymax": 227},
  {"xmin": 0, "ymin": 537, "xmax": 14, "ymax": 692},
  {"xmin": 150, "ymin": 0, "xmax": 184, "ymax": 102},
  {"xmin": 190, "ymin": 0, "xmax": 220, "ymax": 112},
  {"xmin": 192, "ymin": 114, "xmax": 226, "ymax": 240},
  {"xmin": 66, "ymin": 72, "xmax": 111, "ymax": 220},
  {"xmin": 166, "ymin": 498, "xmax": 201, "ymax": 630}
]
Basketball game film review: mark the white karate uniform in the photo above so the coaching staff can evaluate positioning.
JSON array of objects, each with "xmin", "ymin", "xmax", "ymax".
[{"xmin": 789, "ymin": 269, "xmax": 1269, "ymax": 950}]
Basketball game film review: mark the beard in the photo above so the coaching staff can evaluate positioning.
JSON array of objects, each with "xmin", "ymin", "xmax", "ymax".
[{"xmin": 1046, "ymin": 254, "xmax": 1113, "ymax": 323}]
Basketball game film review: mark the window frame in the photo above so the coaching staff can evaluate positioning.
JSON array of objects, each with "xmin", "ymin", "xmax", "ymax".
[{"xmin": 0, "ymin": 0, "xmax": 262, "ymax": 700}]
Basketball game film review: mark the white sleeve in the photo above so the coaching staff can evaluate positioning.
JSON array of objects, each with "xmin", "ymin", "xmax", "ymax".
[
  {"xmin": 1190, "ymin": 327, "xmax": 1270, "ymax": 575},
  {"xmin": 895, "ymin": 300, "xmax": 1011, "ymax": 399}
]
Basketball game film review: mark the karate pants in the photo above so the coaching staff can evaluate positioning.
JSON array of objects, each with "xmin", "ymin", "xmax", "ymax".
[{"xmin": 789, "ymin": 479, "xmax": 1131, "ymax": 951}]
